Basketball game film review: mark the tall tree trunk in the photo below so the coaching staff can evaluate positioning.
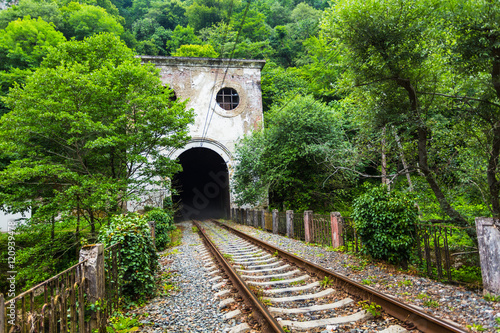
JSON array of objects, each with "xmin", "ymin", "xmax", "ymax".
[
  {"xmin": 489, "ymin": 54, "xmax": 500, "ymax": 216},
  {"xmin": 487, "ymin": 124, "xmax": 500, "ymax": 216},
  {"xmin": 396, "ymin": 78, "xmax": 477, "ymax": 243},
  {"xmin": 381, "ymin": 126, "xmax": 389, "ymax": 189},
  {"xmin": 51, "ymin": 215, "xmax": 55, "ymax": 241}
]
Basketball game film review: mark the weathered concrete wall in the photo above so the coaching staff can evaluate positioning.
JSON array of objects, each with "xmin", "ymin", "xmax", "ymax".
[
  {"xmin": 476, "ymin": 217, "xmax": 500, "ymax": 296},
  {"xmin": 142, "ymin": 56, "xmax": 265, "ymax": 155},
  {"xmin": 140, "ymin": 56, "xmax": 265, "ymax": 208}
]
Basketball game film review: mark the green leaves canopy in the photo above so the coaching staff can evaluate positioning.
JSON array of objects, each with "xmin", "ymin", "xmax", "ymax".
[{"xmin": 0, "ymin": 33, "xmax": 193, "ymax": 225}]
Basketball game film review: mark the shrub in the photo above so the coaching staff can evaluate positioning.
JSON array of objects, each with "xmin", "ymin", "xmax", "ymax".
[
  {"xmin": 99, "ymin": 214, "xmax": 158, "ymax": 300},
  {"xmin": 146, "ymin": 208, "xmax": 175, "ymax": 250},
  {"xmin": 352, "ymin": 185, "xmax": 418, "ymax": 268}
]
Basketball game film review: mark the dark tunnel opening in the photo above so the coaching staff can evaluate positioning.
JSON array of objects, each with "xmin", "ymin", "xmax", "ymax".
[{"xmin": 172, "ymin": 147, "xmax": 230, "ymax": 221}]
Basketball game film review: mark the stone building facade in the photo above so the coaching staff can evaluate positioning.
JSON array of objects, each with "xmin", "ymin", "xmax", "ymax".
[{"xmin": 140, "ymin": 56, "xmax": 266, "ymax": 219}]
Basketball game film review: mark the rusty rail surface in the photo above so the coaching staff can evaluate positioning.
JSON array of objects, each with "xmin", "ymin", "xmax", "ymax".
[
  {"xmin": 214, "ymin": 220, "xmax": 468, "ymax": 333},
  {"xmin": 192, "ymin": 221, "xmax": 285, "ymax": 333}
]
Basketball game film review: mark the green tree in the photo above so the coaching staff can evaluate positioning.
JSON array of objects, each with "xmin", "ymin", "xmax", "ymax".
[
  {"xmin": 445, "ymin": 0, "xmax": 500, "ymax": 217},
  {"xmin": 322, "ymin": 0, "xmax": 476, "ymax": 240},
  {"xmin": 60, "ymin": 2, "xmax": 125, "ymax": 40},
  {"xmin": 0, "ymin": 16, "xmax": 66, "ymax": 71},
  {"xmin": 165, "ymin": 25, "xmax": 201, "ymax": 54},
  {"xmin": 172, "ymin": 44, "xmax": 219, "ymax": 57},
  {"xmin": 0, "ymin": 33, "xmax": 194, "ymax": 233},
  {"xmin": 0, "ymin": 0, "xmax": 63, "ymax": 30},
  {"xmin": 233, "ymin": 95, "xmax": 353, "ymax": 211}
]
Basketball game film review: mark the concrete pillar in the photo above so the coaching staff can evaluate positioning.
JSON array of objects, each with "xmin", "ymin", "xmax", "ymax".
[
  {"xmin": 253, "ymin": 210, "xmax": 258, "ymax": 227},
  {"xmin": 304, "ymin": 210, "xmax": 313, "ymax": 243},
  {"xmin": 79, "ymin": 244, "xmax": 105, "ymax": 332},
  {"xmin": 261, "ymin": 210, "xmax": 265, "ymax": 230},
  {"xmin": 148, "ymin": 221, "xmax": 156, "ymax": 249},
  {"xmin": 272, "ymin": 209, "xmax": 279, "ymax": 234},
  {"xmin": 476, "ymin": 217, "xmax": 500, "ymax": 296},
  {"xmin": 330, "ymin": 212, "xmax": 344, "ymax": 248},
  {"xmin": 286, "ymin": 210, "xmax": 294, "ymax": 238}
]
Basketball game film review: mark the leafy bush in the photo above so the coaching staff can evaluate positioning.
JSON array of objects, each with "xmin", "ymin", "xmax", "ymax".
[
  {"xmin": 352, "ymin": 185, "xmax": 418, "ymax": 267},
  {"xmin": 146, "ymin": 208, "xmax": 175, "ymax": 250},
  {"xmin": 99, "ymin": 214, "xmax": 158, "ymax": 300}
]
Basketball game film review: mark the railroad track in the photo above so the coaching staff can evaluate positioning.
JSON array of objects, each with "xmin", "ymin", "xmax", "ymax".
[{"xmin": 193, "ymin": 220, "xmax": 469, "ymax": 333}]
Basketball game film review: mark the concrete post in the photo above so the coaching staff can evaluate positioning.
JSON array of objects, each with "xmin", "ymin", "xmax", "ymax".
[
  {"xmin": 79, "ymin": 244, "xmax": 105, "ymax": 332},
  {"xmin": 286, "ymin": 210, "xmax": 294, "ymax": 238},
  {"xmin": 148, "ymin": 221, "xmax": 156, "ymax": 249},
  {"xmin": 476, "ymin": 217, "xmax": 500, "ymax": 296},
  {"xmin": 261, "ymin": 210, "xmax": 266, "ymax": 230},
  {"xmin": 253, "ymin": 210, "xmax": 258, "ymax": 227},
  {"xmin": 330, "ymin": 212, "xmax": 344, "ymax": 248},
  {"xmin": 304, "ymin": 210, "xmax": 313, "ymax": 243},
  {"xmin": 272, "ymin": 209, "xmax": 279, "ymax": 234}
]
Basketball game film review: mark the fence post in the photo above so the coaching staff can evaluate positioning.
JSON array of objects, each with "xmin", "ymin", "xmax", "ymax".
[
  {"xmin": 79, "ymin": 244, "xmax": 105, "ymax": 332},
  {"xmin": 252, "ymin": 210, "xmax": 257, "ymax": 227},
  {"xmin": 330, "ymin": 212, "xmax": 344, "ymax": 248},
  {"xmin": 0, "ymin": 293, "xmax": 4, "ymax": 333},
  {"xmin": 148, "ymin": 221, "xmax": 156, "ymax": 249},
  {"xmin": 286, "ymin": 210, "xmax": 294, "ymax": 238},
  {"xmin": 272, "ymin": 209, "xmax": 278, "ymax": 234},
  {"xmin": 304, "ymin": 210, "xmax": 313, "ymax": 243},
  {"xmin": 476, "ymin": 217, "xmax": 500, "ymax": 296},
  {"xmin": 261, "ymin": 210, "xmax": 265, "ymax": 230}
]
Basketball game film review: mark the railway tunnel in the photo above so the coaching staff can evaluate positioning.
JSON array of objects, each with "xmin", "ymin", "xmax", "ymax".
[{"xmin": 172, "ymin": 147, "xmax": 231, "ymax": 221}]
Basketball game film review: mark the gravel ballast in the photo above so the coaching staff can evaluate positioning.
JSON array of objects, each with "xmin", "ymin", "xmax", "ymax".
[
  {"xmin": 131, "ymin": 221, "xmax": 242, "ymax": 333},
  {"xmin": 224, "ymin": 220, "xmax": 500, "ymax": 332}
]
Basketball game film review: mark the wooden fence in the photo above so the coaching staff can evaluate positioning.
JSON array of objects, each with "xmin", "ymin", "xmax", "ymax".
[{"xmin": 230, "ymin": 208, "xmax": 480, "ymax": 283}]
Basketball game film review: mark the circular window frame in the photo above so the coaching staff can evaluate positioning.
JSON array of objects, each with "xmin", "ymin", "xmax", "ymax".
[
  {"xmin": 216, "ymin": 87, "xmax": 240, "ymax": 111},
  {"xmin": 213, "ymin": 81, "xmax": 247, "ymax": 118}
]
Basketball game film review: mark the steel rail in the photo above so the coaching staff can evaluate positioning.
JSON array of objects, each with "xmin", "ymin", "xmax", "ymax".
[
  {"xmin": 214, "ymin": 220, "xmax": 468, "ymax": 333},
  {"xmin": 193, "ymin": 221, "xmax": 285, "ymax": 333}
]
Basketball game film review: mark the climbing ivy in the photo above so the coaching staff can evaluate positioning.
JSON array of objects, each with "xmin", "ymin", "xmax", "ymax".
[
  {"xmin": 146, "ymin": 208, "xmax": 175, "ymax": 251},
  {"xmin": 99, "ymin": 214, "xmax": 159, "ymax": 300}
]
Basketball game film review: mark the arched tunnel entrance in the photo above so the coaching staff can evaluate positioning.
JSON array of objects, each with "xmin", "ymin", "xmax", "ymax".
[{"xmin": 172, "ymin": 147, "xmax": 230, "ymax": 221}]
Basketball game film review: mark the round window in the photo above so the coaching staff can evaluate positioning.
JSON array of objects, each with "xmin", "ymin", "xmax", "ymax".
[{"xmin": 216, "ymin": 87, "xmax": 239, "ymax": 110}]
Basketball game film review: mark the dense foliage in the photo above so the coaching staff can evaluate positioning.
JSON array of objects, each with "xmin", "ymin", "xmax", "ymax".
[
  {"xmin": 98, "ymin": 214, "xmax": 159, "ymax": 300},
  {"xmin": 0, "ymin": 0, "xmax": 498, "ymax": 286},
  {"xmin": 352, "ymin": 186, "xmax": 418, "ymax": 267},
  {"xmin": 146, "ymin": 208, "xmax": 175, "ymax": 250},
  {"xmin": 0, "ymin": 33, "xmax": 193, "ymax": 233}
]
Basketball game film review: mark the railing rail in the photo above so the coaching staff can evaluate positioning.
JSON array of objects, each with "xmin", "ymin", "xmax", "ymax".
[{"xmin": 1, "ymin": 243, "xmax": 122, "ymax": 333}]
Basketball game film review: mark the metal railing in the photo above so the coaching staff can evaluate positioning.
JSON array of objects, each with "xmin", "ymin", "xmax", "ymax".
[{"xmin": 1, "ymin": 243, "xmax": 122, "ymax": 333}]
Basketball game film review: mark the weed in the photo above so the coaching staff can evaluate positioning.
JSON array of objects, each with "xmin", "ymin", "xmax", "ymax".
[
  {"xmin": 270, "ymin": 277, "xmax": 284, "ymax": 281},
  {"xmin": 259, "ymin": 297, "xmax": 272, "ymax": 306},
  {"xmin": 361, "ymin": 279, "xmax": 374, "ymax": 285},
  {"xmin": 345, "ymin": 259, "xmax": 368, "ymax": 271},
  {"xmin": 273, "ymin": 250, "xmax": 279, "ymax": 257},
  {"xmin": 282, "ymin": 326, "xmax": 291, "ymax": 332},
  {"xmin": 319, "ymin": 276, "xmax": 333, "ymax": 288},
  {"xmin": 317, "ymin": 253, "xmax": 325, "ymax": 257},
  {"xmin": 107, "ymin": 314, "xmax": 139, "ymax": 333},
  {"xmin": 358, "ymin": 301, "xmax": 381, "ymax": 318},
  {"xmin": 191, "ymin": 226, "xmax": 198, "ymax": 233},
  {"xmin": 397, "ymin": 279, "xmax": 413, "ymax": 287},
  {"xmin": 417, "ymin": 293, "xmax": 429, "ymax": 300},
  {"xmin": 423, "ymin": 300, "xmax": 439, "ymax": 308},
  {"xmin": 484, "ymin": 293, "xmax": 500, "ymax": 302},
  {"xmin": 466, "ymin": 323, "xmax": 486, "ymax": 332},
  {"xmin": 397, "ymin": 292, "xmax": 412, "ymax": 296},
  {"xmin": 289, "ymin": 280, "xmax": 303, "ymax": 285},
  {"xmin": 223, "ymin": 253, "xmax": 234, "ymax": 263}
]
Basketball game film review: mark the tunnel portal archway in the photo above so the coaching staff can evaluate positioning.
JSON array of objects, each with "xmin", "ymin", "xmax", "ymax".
[{"xmin": 173, "ymin": 147, "xmax": 230, "ymax": 221}]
